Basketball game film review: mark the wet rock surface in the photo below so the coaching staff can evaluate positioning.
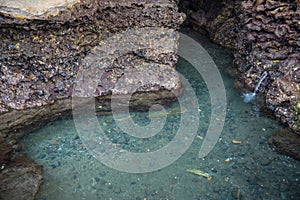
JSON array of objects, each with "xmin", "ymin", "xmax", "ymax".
[
  {"xmin": 269, "ymin": 128, "xmax": 300, "ymax": 160},
  {"xmin": 0, "ymin": 142, "xmax": 12, "ymax": 166},
  {"xmin": 180, "ymin": 0, "xmax": 300, "ymax": 134},
  {"xmin": 0, "ymin": 154, "xmax": 43, "ymax": 200}
]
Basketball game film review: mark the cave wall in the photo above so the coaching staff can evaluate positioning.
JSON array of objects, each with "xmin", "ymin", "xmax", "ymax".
[{"xmin": 181, "ymin": 0, "xmax": 300, "ymax": 134}]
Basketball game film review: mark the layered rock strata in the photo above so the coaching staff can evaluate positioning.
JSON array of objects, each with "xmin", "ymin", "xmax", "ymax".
[{"xmin": 0, "ymin": 0, "xmax": 184, "ymax": 140}]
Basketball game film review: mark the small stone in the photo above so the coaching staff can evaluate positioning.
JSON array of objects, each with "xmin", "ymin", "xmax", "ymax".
[
  {"xmin": 51, "ymin": 160, "xmax": 60, "ymax": 168},
  {"xmin": 37, "ymin": 153, "xmax": 46, "ymax": 159},
  {"xmin": 107, "ymin": 182, "xmax": 113, "ymax": 189},
  {"xmin": 211, "ymin": 168, "xmax": 218, "ymax": 173},
  {"xmin": 260, "ymin": 157, "xmax": 271, "ymax": 166},
  {"xmin": 268, "ymin": 129, "xmax": 300, "ymax": 160},
  {"xmin": 73, "ymin": 135, "xmax": 79, "ymax": 140},
  {"xmin": 131, "ymin": 181, "xmax": 137, "ymax": 185}
]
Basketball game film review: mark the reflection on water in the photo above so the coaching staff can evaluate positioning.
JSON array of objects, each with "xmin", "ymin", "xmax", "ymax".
[{"xmin": 21, "ymin": 29, "xmax": 300, "ymax": 200}]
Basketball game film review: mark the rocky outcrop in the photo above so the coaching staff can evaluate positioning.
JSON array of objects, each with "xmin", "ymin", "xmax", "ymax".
[
  {"xmin": 0, "ymin": 137, "xmax": 42, "ymax": 200},
  {"xmin": 0, "ymin": 0, "xmax": 185, "ymax": 198},
  {"xmin": 237, "ymin": 0, "xmax": 300, "ymax": 134},
  {"xmin": 269, "ymin": 128, "xmax": 300, "ymax": 160},
  {"xmin": 0, "ymin": 0, "xmax": 185, "ymax": 139},
  {"xmin": 0, "ymin": 154, "xmax": 43, "ymax": 200},
  {"xmin": 182, "ymin": 0, "xmax": 300, "ymax": 134}
]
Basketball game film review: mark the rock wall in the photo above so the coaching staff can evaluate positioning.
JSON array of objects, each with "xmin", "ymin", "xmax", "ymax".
[
  {"xmin": 0, "ymin": 0, "xmax": 185, "ymax": 199},
  {"xmin": 0, "ymin": 0, "xmax": 185, "ymax": 140},
  {"xmin": 0, "ymin": 153, "xmax": 42, "ymax": 200},
  {"xmin": 182, "ymin": 0, "xmax": 300, "ymax": 134}
]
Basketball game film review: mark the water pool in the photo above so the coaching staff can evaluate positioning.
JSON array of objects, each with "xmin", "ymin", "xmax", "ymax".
[{"xmin": 21, "ymin": 29, "xmax": 300, "ymax": 200}]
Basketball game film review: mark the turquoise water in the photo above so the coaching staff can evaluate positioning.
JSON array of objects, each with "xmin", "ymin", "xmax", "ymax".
[{"xmin": 21, "ymin": 30, "xmax": 300, "ymax": 200}]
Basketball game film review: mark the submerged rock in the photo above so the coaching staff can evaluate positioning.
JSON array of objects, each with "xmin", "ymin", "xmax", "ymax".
[
  {"xmin": 269, "ymin": 128, "xmax": 300, "ymax": 160},
  {"xmin": 0, "ymin": 154, "xmax": 43, "ymax": 200},
  {"xmin": 0, "ymin": 142, "xmax": 12, "ymax": 165}
]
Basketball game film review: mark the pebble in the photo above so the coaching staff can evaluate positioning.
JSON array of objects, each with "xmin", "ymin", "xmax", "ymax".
[
  {"xmin": 131, "ymin": 181, "xmax": 137, "ymax": 185},
  {"xmin": 51, "ymin": 160, "xmax": 60, "ymax": 168},
  {"xmin": 73, "ymin": 135, "xmax": 80, "ymax": 140},
  {"xmin": 37, "ymin": 153, "xmax": 46, "ymax": 159},
  {"xmin": 107, "ymin": 182, "xmax": 113, "ymax": 189},
  {"xmin": 211, "ymin": 168, "xmax": 218, "ymax": 173},
  {"xmin": 237, "ymin": 148, "xmax": 248, "ymax": 156},
  {"xmin": 260, "ymin": 157, "xmax": 271, "ymax": 166}
]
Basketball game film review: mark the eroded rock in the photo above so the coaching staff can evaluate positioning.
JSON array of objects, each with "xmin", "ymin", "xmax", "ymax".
[
  {"xmin": 269, "ymin": 128, "xmax": 300, "ymax": 160},
  {"xmin": 0, "ymin": 0, "xmax": 185, "ymax": 136},
  {"xmin": 0, "ymin": 155, "xmax": 43, "ymax": 200},
  {"xmin": 182, "ymin": 0, "xmax": 300, "ymax": 134},
  {"xmin": 0, "ymin": 0, "xmax": 79, "ymax": 19}
]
